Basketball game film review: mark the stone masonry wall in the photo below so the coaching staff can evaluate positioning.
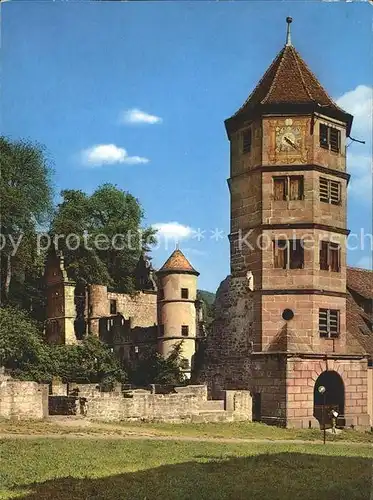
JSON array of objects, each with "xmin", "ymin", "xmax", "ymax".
[
  {"xmin": 83, "ymin": 385, "xmax": 251, "ymax": 423},
  {"xmin": 0, "ymin": 378, "xmax": 48, "ymax": 420},
  {"xmin": 286, "ymin": 357, "xmax": 370, "ymax": 429}
]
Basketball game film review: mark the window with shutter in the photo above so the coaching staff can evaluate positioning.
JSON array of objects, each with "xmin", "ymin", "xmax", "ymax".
[
  {"xmin": 319, "ymin": 241, "xmax": 329, "ymax": 270},
  {"xmin": 319, "ymin": 177, "xmax": 341, "ymax": 204},
  {"xmin": 273, "ymin": 240, "xmax": 303, "ymax": 269},
  {"xmin": 273, "ymin": 176, "xmax": 304, "ymax": 201},
  {"xmin": 329, "ymin": 243, "xmax": 340, "ymax": 272},
  {"xmin": 289, "ymin": 240, "xmax": 304, "ymax": 269},
  {"xmin": 289, "ymin": 176, "xmax": 304, "ymax": 200},
  {"xmin": 273, "ymin": 177, "xmax": 286, "ymax": 200},
  {"xmin": 319, "ymin": 309, "xmax": 340, "ymax": 338},
  {"xmin": 319, "ymin": 124, "xmax": 341, "ymax": 152},
  {"xmin": 273, "ymin": 240, "xmax": 287, "ymax": 269}
]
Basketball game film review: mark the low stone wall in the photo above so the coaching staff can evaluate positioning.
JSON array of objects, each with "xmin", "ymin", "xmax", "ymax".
[
  {"xmin": 0, "ymin": 378, "xmax": 48, "ymax": 420},
  {"xmin": 84, "ymin": 385, "xmax": 251, "ymax": 423}
]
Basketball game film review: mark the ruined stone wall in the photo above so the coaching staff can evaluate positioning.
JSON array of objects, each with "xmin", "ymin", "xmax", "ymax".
[
  {"xmin": 198, "ymin": 275, "xmax": 256, "ymax": 397},
  {"xmin": 0, "ymin": 379, "xmax": 48, "ymax": 420},
  {"xmin": 80, "ymin": 384, "xmax": 251, "ymax": 423},
  {"xmin": 107, "ymin": 290, "xmax": 157, "ymax": 328}
]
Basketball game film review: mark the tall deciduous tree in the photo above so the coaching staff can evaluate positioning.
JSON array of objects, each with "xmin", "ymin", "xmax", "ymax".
[
  {"xmin": 51, "ymin": 184, "xmax": 157, "ymax": 293},
  {"xmin": 0, "ymin": 137, "xmax": 53, "ymax": 306}
]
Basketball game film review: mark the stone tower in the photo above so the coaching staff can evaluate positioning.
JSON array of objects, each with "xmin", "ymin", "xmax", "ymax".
[
  {"xmin": 156, "ymin": 249, "xmax": 200, "ymax": 378},
  {"xmin": 44, "ymin": 249, "xmax": 76, "ymax": 345},
  {"xmin": 201, "ymin": 18, "xmax": 370, "ymax": 429}
]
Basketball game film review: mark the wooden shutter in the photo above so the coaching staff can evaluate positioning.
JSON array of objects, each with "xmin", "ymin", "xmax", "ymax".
[
  {"xmin": 319, "ymin": 309, "xmax": 328, "ymax": 337},
  {"xmin": 330, "ymin": 181, "xmax": 341, "ymax": 205},
  {"xmin": 319, "ymin": 177, "xmax": 329, "ymax": 203},
  {"xmin": 289, "ymin": 176, "xmax": 303, "ymax": 200},
  {"xmin": 329, "ymin": 310, "xmax": 340, "ymax": 337},
  {"xmin": 274, "ymin": 240, "xmax": 287, "ymax": 269},
  {"xmin": 320, "ymin": 241, "xmax": 329, "ymax": 270},
  {"xmin": 289, "ymin": 240, "xmax": 304, "ymax": 269},
  {"xmin": 329, "ymin": 244, "xmax": 340, "ymax": 272},
  {"xmin": 273, "ymin": 177, "xmax": 286, "ymax": 201},
  {"xmin": 330, "ymin": 128, "xmax": 340, "ymax": 152}
]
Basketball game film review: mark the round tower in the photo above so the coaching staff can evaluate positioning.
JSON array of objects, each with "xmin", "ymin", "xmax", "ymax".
[{"xmin": 156, "ymin": 249, "xmax": 199, "ymax": 378}]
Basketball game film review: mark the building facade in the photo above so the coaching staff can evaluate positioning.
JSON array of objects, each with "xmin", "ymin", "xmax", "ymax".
[
  {"xmin": 44, "ymin": 249, "xmax": 204, "ymax": 377},
  {"xmin": 199, "ymin": 18, "xmax": 371, "ymax": 429}
]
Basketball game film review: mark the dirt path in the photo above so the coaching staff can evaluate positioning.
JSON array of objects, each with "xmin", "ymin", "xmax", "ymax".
[{"xmin": 0, "ymin": 432, "xmax": 372, "ymax": 447}]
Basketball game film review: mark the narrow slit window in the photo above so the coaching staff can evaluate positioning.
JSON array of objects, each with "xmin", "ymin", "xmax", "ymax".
[{"xmin": 242, "ymin": 128, "xmax": 252, "ymax": 154}]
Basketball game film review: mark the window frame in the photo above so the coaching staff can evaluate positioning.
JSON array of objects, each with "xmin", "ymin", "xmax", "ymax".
[
  {"xmin": 273, "ymin": 175, "xmax": 304, "ymax": 201},
  {"xmin": 273, "ymin": 239, "xmax": 304, "ymax": 270},
  {"xmin": 319, "ymin": 241, "xmax": 341, "ymax": 272},
  {"xmin": 181, "ymin": 288, "xmax": 189, "ymax": 299},
  {"xmin": 181, "ymin": 325, "xmax": 189, "ymax": 337},
  {"xmin": 319, "ymin": 124, "xmax": 341, "ymax": 153},
  {"xmin": 319, "ymin": 308, "xmax": 340, "ymax": 338},
  {"xmin": 319, "ymin": 177, "xmax": 341, "ymax": 205},
  {"xmin": 110, "ymin": 299, "xmax": 117, "ymax": 315}
]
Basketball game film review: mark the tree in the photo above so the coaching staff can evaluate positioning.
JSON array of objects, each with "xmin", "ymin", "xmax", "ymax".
[
  {"xmin": 126, "ymin": 342, "xmax": 185, "ymax": 386},
  {"xmin": 197, "ymin": 289, "xmax": 216, "ymax": 328},
  {"xmin": 0, "ymin": 306, "xmax": 53, "ymax": 382},
  {"xmin": 51, "ymin": 184, "xmax": 157, "ymax": 293},
  {"xmin": 53, "ymin": 336, "xmax": 126, "ymax": 386},
  {"xmin": 0, "ymin": 137, "xmax": 53, "ymax": 307}
]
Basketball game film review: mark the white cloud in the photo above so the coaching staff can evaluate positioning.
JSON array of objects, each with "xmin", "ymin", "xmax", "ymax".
[
  {"xmin": 152, "ymin": 222, "xmax": 194, "ymax": 240},
  {"xmin": 336, "ymin": 85, "xmax": 372, "ymax": 137},
  {"xmin": 347, "ymin": 153, "xmax": 372, "ymax": 202},
  {"xmin": 120, "ymin": 108, "xmax": 162, "ymax": 125},
  {"xmin": 81, "ymin": 144, "xmax": 149, "ymax": 167}
]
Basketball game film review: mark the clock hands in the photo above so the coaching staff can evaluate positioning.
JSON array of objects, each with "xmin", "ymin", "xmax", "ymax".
[{"xmin": 284, "ymin": 136, "xmax": 297, "ymax": 149}]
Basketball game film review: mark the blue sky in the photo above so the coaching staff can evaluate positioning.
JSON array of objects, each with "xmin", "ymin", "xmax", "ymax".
[{"xmin": 2, "ymin": 1, "xmax": 372, "ymax": 292}]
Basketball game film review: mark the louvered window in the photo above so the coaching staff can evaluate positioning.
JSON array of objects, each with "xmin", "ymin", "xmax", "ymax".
[
  {"xmin": 273, "ymin": 176, "xmax": 304, "ymax": 201},
  {"xmin": 319, "ymin": 177, "xmax": 341, "ymax": 204},
  {"xmin": 319, "ymin": 124, "xmax": 341, "ymax": 153},
  {"xmin": 242, "ymin": 128, "xmax": 252, "ymax": 154},
  {"xmin": 319, "ymin": 309, "xmax": 340, "ymax": 338},
  {"xmin": 320, "ymin": 241, "xmax": 341, "ymax": 272}
]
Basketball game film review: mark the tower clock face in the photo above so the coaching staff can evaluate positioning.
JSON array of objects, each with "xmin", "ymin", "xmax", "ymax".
[{"xmin": 275, "ymin": 124, "xmax": 302, "ymax": 153}]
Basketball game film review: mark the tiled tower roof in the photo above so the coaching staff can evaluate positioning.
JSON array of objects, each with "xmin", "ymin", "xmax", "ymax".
[
  {"xmin": 157, "ymin": 249, "xmax": 199, "ymax": 276},
  {"xmin": 225, "ymin": 18, "xmax": 353, "ymax": 136}
]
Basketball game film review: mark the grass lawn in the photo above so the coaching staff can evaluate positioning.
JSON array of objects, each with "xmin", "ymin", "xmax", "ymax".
[
  {"xmin": 0, "ymin": 437, "xmax": 372, "ymax": 500},
  {"xmin": 1, "ymin": 419, "xmax": 372, "ymax": 444}
]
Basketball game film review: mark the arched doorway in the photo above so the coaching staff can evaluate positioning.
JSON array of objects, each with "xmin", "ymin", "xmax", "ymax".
[{"xmin": 314, "ymin": 371, "xmax": 345, "ymax": 425}]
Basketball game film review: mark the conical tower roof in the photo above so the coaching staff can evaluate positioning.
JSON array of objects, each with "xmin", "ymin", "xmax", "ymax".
[
  {"xmin": 225, "ymin": 18, "xmax": 353, "ymax": 136},
  {"xmin": 157, "ymin": 249, "xmax": 199, "ymax": 276}
]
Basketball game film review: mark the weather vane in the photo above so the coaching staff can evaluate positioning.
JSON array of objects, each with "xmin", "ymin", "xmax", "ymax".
[{"xmin": 286, "ymin": 17, "xmax": 293, "ymax": 46}]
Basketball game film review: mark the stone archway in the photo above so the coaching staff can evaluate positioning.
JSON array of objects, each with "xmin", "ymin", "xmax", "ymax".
[{"xmin": 313, "ymin": 370, "xmax": 345, "ymax": 425}]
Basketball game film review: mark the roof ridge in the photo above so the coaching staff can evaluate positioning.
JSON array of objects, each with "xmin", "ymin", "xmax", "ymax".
[
  {"xmin": 291, "ymin": 46, "xmax": 345, "ymax": 112},
  {"xmin": 232, "ymin": 46, "xmax": 286, "ymax": 118},
  {"xmin": 261, "ymin": 45, "xmax": 288, "ymax": 104},
  {"xmin": 290, "ymin": 46, "xmax": 314, "ymax": 101}
]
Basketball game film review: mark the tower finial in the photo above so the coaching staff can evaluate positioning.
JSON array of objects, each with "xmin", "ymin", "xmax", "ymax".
[{"xmin": 286, "ymin": 17, "xmax": 293, "ymax": 46}]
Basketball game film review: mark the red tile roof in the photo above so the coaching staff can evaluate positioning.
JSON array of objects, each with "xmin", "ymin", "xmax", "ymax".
[
  {"xmin": 346, "ymin": 267, "xmax": 373, "ymax": 357},
  {"xmin": 157, "ymin": 249, "xmax": 199, "ymax": 275},
  {"xmin": 226, "ymin": 43, "xmax": 353, "ymax": 135}
]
